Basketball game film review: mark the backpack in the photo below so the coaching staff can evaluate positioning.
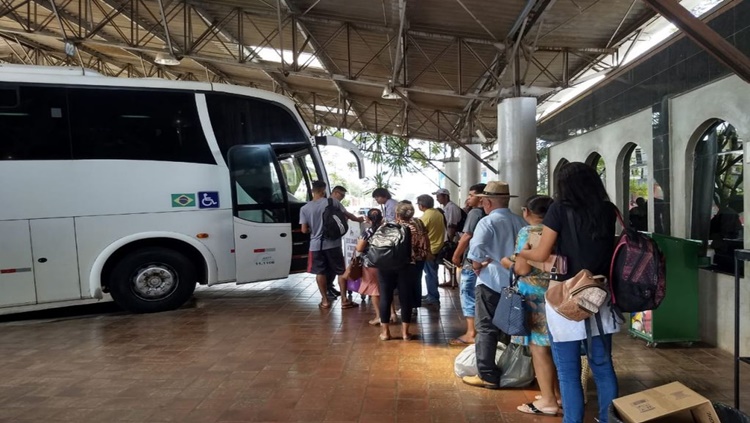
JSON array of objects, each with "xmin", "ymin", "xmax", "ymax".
[
  {"xmin": 609, "ymin": 211, "xmax": 667, "ymax": 312},
  {"xmin": 365, "ymin": 223, "xmax": 412, "ymax": 270},
  {"xmin": 321, "ymin": 198, "xmax": 348, "ymax": 241},
  {"xmin": 456, "ymin": 208, "xmax": 469, "ymax": 233}
]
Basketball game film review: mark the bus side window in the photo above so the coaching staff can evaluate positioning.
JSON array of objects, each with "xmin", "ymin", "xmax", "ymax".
[
  {"xmin": 67, "ymin": 88, "xmax": 214, "ymax": 164},
  {"xmin": 0, "ymin": 84, "xmax": 71, "ymax": 161}
]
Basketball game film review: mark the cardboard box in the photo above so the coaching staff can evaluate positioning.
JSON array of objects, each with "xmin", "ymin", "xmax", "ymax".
[{"xmin": 612, "ymin": 382, "xmax": 720, "ymax": 423}]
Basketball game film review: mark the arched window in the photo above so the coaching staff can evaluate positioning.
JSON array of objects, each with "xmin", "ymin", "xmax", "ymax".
[
  {"xmin": 552, "ymin": 158, "xmax": 569, "ymax": 194},
  {"xmin": 622, "ymin": 144, "xmax": 649, "ymax": 231},
  {"xmin": 586, "ymin": 152, "xmax": 606, "ymax": 185},
  {"xmin": 691, "ymin": 120, "xmax": 744, "ymax": 274}
]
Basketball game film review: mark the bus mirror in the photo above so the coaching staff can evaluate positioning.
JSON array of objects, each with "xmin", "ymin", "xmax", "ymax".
[{"xmin": 315, "ymin": 136, "xmax": 365, "ymax": 179}]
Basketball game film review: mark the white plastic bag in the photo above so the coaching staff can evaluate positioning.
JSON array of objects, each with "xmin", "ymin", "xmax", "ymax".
[{"xmin": 453, "ymin": 343, "xmax": 507, "ymax": 378}]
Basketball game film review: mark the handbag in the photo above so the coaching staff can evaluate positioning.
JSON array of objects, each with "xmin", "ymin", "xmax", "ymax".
[
  {"xmin": 341, "ymin": 255, "xmax": 362, "ymax": 281},
  {"xmin": 492, "ymin": 266, "xmax": 529, "ymax": 336},
  {"xmin": 529, "ymin": 254, "xmax": 568, "ymax": 278},
  {"xmin": 525, "ymin": 230, "xmax": 568, "ymax": 279},
  {"xmin": 544, "ymin": 208, "xmax": 609, "ymax": 322}
]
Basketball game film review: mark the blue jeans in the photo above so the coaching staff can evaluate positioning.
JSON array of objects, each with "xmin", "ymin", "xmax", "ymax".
[
  {"xmin": 459, "ymin": 269, "xmax": 476, "ymax": 317},
  {"xmin": 423, "ymin": 259, "xmax": 440, "ymax": 302},
  {"xmin": 549, "ymin": 331, "xmax": 618, "ymax": 423}
]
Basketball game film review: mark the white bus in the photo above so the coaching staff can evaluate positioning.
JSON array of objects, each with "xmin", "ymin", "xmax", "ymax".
[{"xmin": 0, "ymin": 64, "xmax": 363, "ymax": 314}]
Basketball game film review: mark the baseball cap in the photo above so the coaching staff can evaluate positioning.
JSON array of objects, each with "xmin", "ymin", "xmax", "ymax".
[{"xmin": 432, "ymin": 188, "xmax": 450, "ymax": 196}]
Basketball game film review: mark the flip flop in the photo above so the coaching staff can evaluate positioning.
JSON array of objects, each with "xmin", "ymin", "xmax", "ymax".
[
  {"xmin": 379, "ymin": 334, "xmax": 391, "ymax": 341},
  {"xmin": 340, "ymin": 302, "xmax": 358, "ymax": 309},
  {"xmin": 517, "ymin": 402, "xmax": 558, "ymax": 416},
  {"xmin": 448, "ymin": 338, "xmax": 474, "ymax": 347},
  {"xmin": 318, "ymin": 302, "xmax": 332, "ymax": 309},
  {"xmin": 534, "ymin": 395, "xmax": 563, "ymax": 407}
]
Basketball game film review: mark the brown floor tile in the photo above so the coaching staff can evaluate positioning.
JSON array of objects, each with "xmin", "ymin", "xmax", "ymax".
[{"xmin": 1, "ymin": 274, "xmax": 749, "ymax": 423}]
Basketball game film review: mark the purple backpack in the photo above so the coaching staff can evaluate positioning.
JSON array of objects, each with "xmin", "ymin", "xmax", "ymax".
[{"xmin": 609, "ymin": 210, "xmax": 667, "ymax": 312}]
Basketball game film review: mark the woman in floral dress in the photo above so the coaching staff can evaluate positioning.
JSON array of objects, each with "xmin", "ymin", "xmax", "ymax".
[{"xmin": 501, "ymin": 195, "xmax": 561, "ymax": 416}]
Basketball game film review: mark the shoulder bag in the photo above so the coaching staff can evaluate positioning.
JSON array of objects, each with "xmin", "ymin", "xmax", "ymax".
[{"xmin": 492, "ymin": 265, "xmax": 529, "ymax": 336}]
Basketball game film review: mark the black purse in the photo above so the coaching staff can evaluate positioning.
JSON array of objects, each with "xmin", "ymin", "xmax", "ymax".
[{"xmin": 492, "ymin": 265, "xmax": 529, "ymax": 336}]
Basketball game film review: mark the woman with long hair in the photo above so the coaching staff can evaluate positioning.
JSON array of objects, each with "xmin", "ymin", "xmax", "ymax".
[
  {"xmin": 517, "ymin": 162, "xmax": 621, "ymax": 423},
  {"xmin": 378, "ymin": 201, "xmax": 430, "ymax": 341},
  {"xmin": 355, "ymin": 208, "xmax": 397, "ymax": 325},
  {"xmin": 501, "ymin": 194, "xmax": 561, "ymax": 416}
]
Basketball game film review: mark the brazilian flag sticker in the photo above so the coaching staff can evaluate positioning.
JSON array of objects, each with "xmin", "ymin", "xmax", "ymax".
[{"xmin": 171, "ymin": 193, "xmax": 196, "ymax": 207}]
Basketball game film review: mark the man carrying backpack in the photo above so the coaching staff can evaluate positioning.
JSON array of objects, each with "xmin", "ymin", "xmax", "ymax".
[{"xmin": 300, "ymin": 180, "xmax": 358, "ymax": 310}]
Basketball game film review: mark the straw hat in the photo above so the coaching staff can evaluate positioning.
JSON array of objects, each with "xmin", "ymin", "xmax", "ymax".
[{"xmin": 475, "ymin": 181, "xmax": 518, "ymax": 198}]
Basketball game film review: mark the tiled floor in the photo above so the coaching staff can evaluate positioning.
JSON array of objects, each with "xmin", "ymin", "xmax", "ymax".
[{"xmin": 0, "ymin": 274, "xmax": 748, "ymax": 422}]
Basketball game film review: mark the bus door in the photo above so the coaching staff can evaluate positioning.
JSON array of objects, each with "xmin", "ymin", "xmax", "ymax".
[
  {"xmin": 275, "ymin": 145, "xmax": 320, "ymax": 273},
  {"xmin": 228, "ymin": 145, "xmax": 292, "ymax": 283}
]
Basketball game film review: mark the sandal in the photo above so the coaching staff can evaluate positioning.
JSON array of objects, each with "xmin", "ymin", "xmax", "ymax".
[
  {"xmin": 369, "ymin": 318, "xmax": 382, "ymax": 326},
  {"xmin": 517, "ymin": 402, "xmax": 558, "ymax": 416},
  {"xmin": 340, "ymin": 302, "xmax": 358, "ymax": 309},
  {"xmin": 402, "ymin": 334, "xmax": 413, "ymax": 341},
  {"xmin": 379, "ymin": 334, "xmax": 391, "ymax": 341},
  {"xmin": 318, "ymin": 302, "xmax": 332, "ymax": 309},
  {"xmin": 534, "ymin": 395, "xmax": 563, "ymax": 407}
]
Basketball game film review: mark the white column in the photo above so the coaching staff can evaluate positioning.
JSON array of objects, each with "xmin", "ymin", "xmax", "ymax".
[
  {"xmin": 497, "ymin": 97, "xmax": 537, "ymax": 214},
  {"xmin": 460, "ymin": 143, "xmax": 482, "ymax": 204},
  {"xmin": 444, "ymin": 159, "xmax": 460, "ymax": 204}
]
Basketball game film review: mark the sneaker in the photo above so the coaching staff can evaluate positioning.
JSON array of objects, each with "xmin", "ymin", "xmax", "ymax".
[{"xmin": 461, "ymin": 375, "xmax": 499, "ymax": 389}]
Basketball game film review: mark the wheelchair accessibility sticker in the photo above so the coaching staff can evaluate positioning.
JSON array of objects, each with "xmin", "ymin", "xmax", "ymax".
[{"xmin": 198, "ymin": 191, "xmax": 220, "ymax": 208}]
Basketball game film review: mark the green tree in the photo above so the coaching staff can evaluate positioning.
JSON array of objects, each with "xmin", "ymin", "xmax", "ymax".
[
  {"xmin": 319, "ymin": 128, "xmax": 446, "ymax": 193},
  {"xmin": 714, "ymin": 123, "xmax": 743, "ymax": 210}
]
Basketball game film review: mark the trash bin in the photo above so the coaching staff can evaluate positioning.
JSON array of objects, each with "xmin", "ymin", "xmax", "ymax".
[
  {"xmin": 608, "ymin": 402, "xmax": 750, "ymax": 423},
  {"xmin": 628, "ymin": 233, "xmax": 703, "ymax": 347}
]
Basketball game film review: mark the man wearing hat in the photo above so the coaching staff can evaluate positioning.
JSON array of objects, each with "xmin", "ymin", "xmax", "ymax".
[{"xmin": 462, "ymin": 181, "xmax": 527, "ymax": 389}]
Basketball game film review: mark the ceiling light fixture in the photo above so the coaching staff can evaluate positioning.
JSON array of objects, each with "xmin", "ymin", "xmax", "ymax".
[
  {"xmin": 155, "ymin": 52, "xmax": 181, "ymax": 66},
  {"xmin": 381, "ymin": 85, "xmax": 400, "ymax": 100}
]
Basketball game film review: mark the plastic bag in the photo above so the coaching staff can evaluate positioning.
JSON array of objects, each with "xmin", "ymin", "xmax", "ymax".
[
  {"xmin": 347, "ymin": 278, "xmax": 361, "ymax": 292},
  {"xmin": 453, "ymin": 343, "xmax": 507, "ymax": 378},
  {"xmin": 498, "ymin": 343, "xmax": 535, "ymax": 388}
]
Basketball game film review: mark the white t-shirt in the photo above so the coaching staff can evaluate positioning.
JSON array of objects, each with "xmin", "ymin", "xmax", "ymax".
[{"xmin": 545, "ymin": 302, "xmax": 621, "ymax": 342}]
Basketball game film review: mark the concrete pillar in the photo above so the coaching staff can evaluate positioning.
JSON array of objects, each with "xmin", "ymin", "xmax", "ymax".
[
  {"xmin": 497, "ymin": 97, "xmax": 537, "ymax": 214},
  {"xmin": 459, "ymin": 143, "xmax": 482, "ymax": 205},
  {"xmin": 444, "ymin": 159, "xmax": 460, "ymax": 204}
]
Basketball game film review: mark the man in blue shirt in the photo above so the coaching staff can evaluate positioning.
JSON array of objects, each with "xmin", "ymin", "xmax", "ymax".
[{"xmin": 463, "ymin": 181, "xmax": 526, "ymax": 389}]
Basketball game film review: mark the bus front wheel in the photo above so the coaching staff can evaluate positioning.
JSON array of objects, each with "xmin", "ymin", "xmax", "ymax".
[{"xmin": 109, "ymin": 247, "xmax": 197, "ymax": 313}]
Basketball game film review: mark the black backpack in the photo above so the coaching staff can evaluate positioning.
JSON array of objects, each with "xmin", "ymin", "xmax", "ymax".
[
  {"xmin": 456, "ymin": 208, "xmax": 469, "ymax": 232},
  {"xmin": 366, "ymin": 223, "xmax": 412, "ymax": 270},
  {"xmin": 321, "ymin": 198, "xmax": 348, "ymax": 240},
  {"xmin": 609, "ymin": 210, "xmax": 667, "ymax": 312}
]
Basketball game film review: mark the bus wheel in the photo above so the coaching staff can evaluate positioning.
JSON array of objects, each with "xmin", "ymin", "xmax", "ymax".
[{"xmin": 109, "ymin": 247, "xmax": 197, "ymax": 313}]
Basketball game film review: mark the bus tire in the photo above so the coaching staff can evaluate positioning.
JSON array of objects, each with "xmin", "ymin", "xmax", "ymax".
[{"xmin": 108, "ymin": 247, "xmax": 197, "ymax": 313}]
